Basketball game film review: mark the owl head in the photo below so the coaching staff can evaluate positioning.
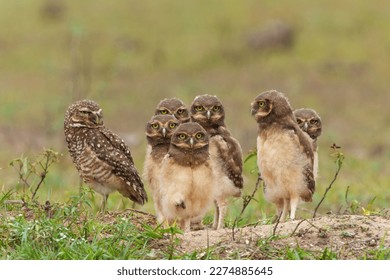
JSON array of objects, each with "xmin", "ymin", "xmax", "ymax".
[
  {"xmin": 170, "ymin": 123, "xmax": 209, "ymax": 152},
  {"xmin": 294, "ymin": 108, "xmax": 322, "ymax": 140},
  {"xmin": 64, "ymin": 99, "xmax": 104, "ymax": 129},
  {"xmin": 251, "ymin": 90, "xmax": 293, "ymax": 123},
  {"xmin": 154, "ymin": 98, "xmax": 190, "ymax": 123},
  {"xmin": 145, "ymin": 114, "xmax": 180, "ymax": 146},
  {"xmin": 190, "ymin": 94, "xmax": 225, "ymax": 127}
]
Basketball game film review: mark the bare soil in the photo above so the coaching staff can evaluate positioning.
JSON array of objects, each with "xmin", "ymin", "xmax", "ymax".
[
  {"xmin": 177, "ymin": 214, "xmax": 390, "ymax": 259},
  {"xmin": 103, "ymin": 209, "xmax": 390, "ymax": 259}
]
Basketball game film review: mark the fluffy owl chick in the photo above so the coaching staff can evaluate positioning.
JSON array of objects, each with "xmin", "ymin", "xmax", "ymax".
[
  {"xmin": 294, "ymin": 108, "xmax": 322, "ymax": 179},
  {"xmin": 159, "ymin": 123, "xmax": 216, "ymax": 232},
  {"xmin": 143, "ymin": 114, "xmax": 180, "ymax": 223},
  {"xmin": 64, "ymin": 100, "xmax": 147, "ymax": 211},
  {"xmin": 155, "ymin": 98, "xmax": 190, "ymax": 123},
  {"xmin": 190, "ymin": 94, "xmax": 243, "ymax": 229},
  {"xmin": 251, "ymin": 90, "xmax": 315, "ymax": 221}
]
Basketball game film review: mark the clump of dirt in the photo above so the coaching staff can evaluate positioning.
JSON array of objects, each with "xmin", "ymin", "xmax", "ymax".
[{"xmin": 177, "ymin": 214, "xmax": 390, "ymax": 259}]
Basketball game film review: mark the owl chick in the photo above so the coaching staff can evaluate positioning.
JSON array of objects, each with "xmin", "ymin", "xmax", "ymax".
[
  {"xmin": 159, "ymin": 123, "xmax": 216, "ymax": 232},
  {"xmin": 190, "ymin": 94, "xmax": 243, "ymax": 229},
  {"xmin": 155, "ymin": 98, "xmax": 190, "ymax": 123},
  {"xmin": 64, "ymin": 99, "xmax": 147, "ymax": 211},
  {"xmin": 294, "ymin": 108, "xmax": 322, "ymax": 179},
  {"xmin": 251, "ymin": 90, "xmax": 315, "ymax": 221},
  {"xmin": 143, "ymin": 114, "xmax": 180, "ymax": 223}
]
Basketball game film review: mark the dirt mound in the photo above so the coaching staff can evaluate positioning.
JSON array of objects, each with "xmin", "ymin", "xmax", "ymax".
[{"xmin": 178, "ymin": 215, "xmax": 390, "ymax": 259}]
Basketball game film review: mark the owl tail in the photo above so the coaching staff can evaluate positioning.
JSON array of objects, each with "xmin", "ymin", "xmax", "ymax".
[{"xmin": 119, "ymin": 180, "xmax": 148, "ymax": 205}]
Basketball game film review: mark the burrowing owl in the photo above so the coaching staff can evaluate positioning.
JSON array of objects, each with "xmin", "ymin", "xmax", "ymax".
[
  {"xmin": 155, "ymin": 98, "xmax": 190, "ymax": 123},
  {"xmin": 64, "ymin": 99, "xmax": 147, "ymax": 211},
  {"xmin": 190, "ymin": 94, "xmax": 243, "ymax": 229},
  {"xmin": 143, "ymin": 114, "xmax": 180, "ymax": 222},
  {"xmin": 251, "ymin": 90, "xmax": 315, "ymax": 221},
  {"xmin": 159, "ymin": 122, "xmax": 216, "ymax": 232},
  {"xmin": 294, "ymin": 108, "xmax": 322, "ymax": 179}
]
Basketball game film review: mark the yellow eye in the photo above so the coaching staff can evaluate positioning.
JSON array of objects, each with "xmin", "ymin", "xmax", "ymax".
[
  {"xmin": 195, "ymin": 106, "xmax": 204, "ymax": 112},
  {"xmin": 169, "ymin": 122, "xmax": 177, "ymax": 129},
  {"xmin": 258, "ymin": 101, "xmax": 266, "ymax": 108},
  {"xmin": 195, "ymin": 133, "xmax": 204, "ymax": 139},
  {"xmin": 151, "ymin": 123, "xmax": 159, "ymax": 129},
  {"xmin": 178, "ymin": 133, "xmax": 187, "ymax": 140},
  {"xmin": 160, "ymin": 109, "xmax": 168, "ymax": 115},
  {"xmin": 213, "ymin": 105, "xmax": 221, "ymax": 112},
  {"xmin": 177, "ymin": 109, "xmax": 185, "ymax": 114}
]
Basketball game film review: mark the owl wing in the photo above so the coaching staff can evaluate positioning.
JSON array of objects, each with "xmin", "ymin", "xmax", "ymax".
[
  {"xmin": 89, "ymin": 128, "xmax": 147, "ymax": 205},
  {"xmin": 288, "ymin": 123, "xmax": 316, "ymax": 197},
  {"xmin": 213, "ymin": 133, "xmax": 244, "ymax": 189}
]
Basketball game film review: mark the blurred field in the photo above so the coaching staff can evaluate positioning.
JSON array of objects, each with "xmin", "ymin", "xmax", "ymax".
[{"xmin": 1, "ymin": 0, "xmax": 389, "ymax": 222}]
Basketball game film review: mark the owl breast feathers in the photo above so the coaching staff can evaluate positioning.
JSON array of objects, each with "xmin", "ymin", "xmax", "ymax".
[
  {"xmin": 159, "ymin": 122, "xmax": 216, "ymax": 232},
  {"xmin": 252, "ymin": 90, "xmax": 315, "ymax": 221}
]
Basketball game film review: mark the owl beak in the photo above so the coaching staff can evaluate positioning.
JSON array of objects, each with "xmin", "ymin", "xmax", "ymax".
[
  {"xmin": 92, "ymin": 113, "xmax": 102, "ymax": 125},
  {"xmin": 206, "ymin": 110, "xmax": 211, "ymax": 120},
  {"xmin": 162, "ymin": 128, "xmax": 167, "ymax": 138},
  {"xmin": 189, "ymin": 137, "xmax": 194, "ymax": 148},
  {"xmin": 303, "ymin": 122, "xmax": 308, "ymax": 131}
]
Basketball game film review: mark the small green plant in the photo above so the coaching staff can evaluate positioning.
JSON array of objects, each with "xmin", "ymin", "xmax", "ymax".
[
  {"xmin": 9, "ymin": 148, "xmax": 61, "ymax": 201},
  {"xmin": 313, "ymin": 144, "xmax": 345, "ymax": 218}
]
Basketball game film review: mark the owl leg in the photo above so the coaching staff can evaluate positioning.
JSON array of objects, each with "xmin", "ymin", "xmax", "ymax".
[
  {"xmin": 278, "ymin": 199, "xmax": 289, "ymax": 222},
  {"xmin": 101, "ymin": 194, "xmax": 109, "ymax": 212},
  {"xmin": 289, "ymin": 197, "xmax": 299, "ymax": 220},
  {"xmin": 216, "ymin": 200, "xmax": 227, "ymax": 230},
  {"xmin": 212, "ymin": 200, "xmax": 220, "ymax": 229},
  {"xmin": 180, "ymin": 219, "xmax": 191, "ymax": 232}
]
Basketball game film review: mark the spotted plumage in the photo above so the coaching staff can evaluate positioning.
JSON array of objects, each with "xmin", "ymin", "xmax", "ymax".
[
  {"xmin": 251, "ymin": 90, "xmax": 315, "ymax": 221},
  {"xmin": 155, "ymin": 98, "xmax": 190, "ymax": 123},
  {"xmin": 143, "ymin": 114, "xmax": 180, "ymax": 222},
  {"xmin": 190, "ymin": 94, "xmax": 243, "ymax": 229},
  {"xmin": 64, "ymin": 99, "xmax": 147, "ymax": 211}
]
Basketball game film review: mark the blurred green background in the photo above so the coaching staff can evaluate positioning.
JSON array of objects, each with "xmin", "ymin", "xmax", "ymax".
[{"xmin": 0, "ymin": 0, "xmax": 389, "ymax": 221}]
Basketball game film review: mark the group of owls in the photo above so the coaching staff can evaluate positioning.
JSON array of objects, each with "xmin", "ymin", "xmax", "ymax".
[{"xmin": 64, "ymin": 90, "xmax": 322, "ymax": 232}]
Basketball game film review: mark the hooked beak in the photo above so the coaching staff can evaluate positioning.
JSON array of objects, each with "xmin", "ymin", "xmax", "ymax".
[
  {"xmin": 93, "ymin": 113, "xmax": 103, "ymax": 125},
  {"xmin": 189, "ymin": 137, "xmax": 194, "ymax": 148},
  {"xmin": 162, "ymin": 128, "xmax": 167, "ymax": 138},
  {"xmin": 303, "ymin": 122, "xmax": 308, "ymax": 131},
  {"xmin": 206, "ymin": 110, "xmax": 211, "ymax": 120}
]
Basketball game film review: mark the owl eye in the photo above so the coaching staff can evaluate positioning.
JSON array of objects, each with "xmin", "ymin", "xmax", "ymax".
[
  {"xmin": 213, "ymin": 105, "xmax": 221, "ymax": 112},
  {"xmin": 160, "ymin": 109, "xmax": 169, "ymax": 115},
  {"xmin": 151, "ymin": 123, "xmax": 159, "ymax": 129},
  {"xmin": 169, "ymin": 122, "xmax": 178, "ymax": 129},
  {"xmin": 177, "ymin": 109, "xmax": 185, "ymax": 114},
  {"xmin": 258, "ymin": 101, "xmax": 266, "ymax": 108},
  {"xmin": 310, "ymin": 119, "xmax": 318, "ymax": 125},
  {"xmin": 178, "ymin": 133, "xmax": 187, "ymax": 140},
  {"xmin": 195, "ymin": 133, "xmax": 204, "ymax": 139},
  {"xmin": 194, "ymin": 105, "xmax": 204, "ymax": 112},
  {"xmin": 296, "ymin": 119, "xmax": 303, "ymax": 125}
]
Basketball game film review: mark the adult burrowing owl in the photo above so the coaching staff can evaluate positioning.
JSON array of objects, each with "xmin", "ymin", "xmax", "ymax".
[
  {"xmin": 155, "ymin": 98, "xmax": 190, "ymax": 123},
  {"xmin": 159, "ymin": 123, "xmax": 216, "ymax": 232},
  {"xmin": 143, "ymin": 114, "xmax": 180, "ymax": 222},
  {"xmin": 294, "ymin": 108, "xmax": 322, "ymax": 179},
  {"xmin": 190, "ymin": 94, "xmax": 243, "ymax": 229},
  {"xmin": 64, "ymin": 99, "xmax": 147, "ymax": 211},
  {"xmin": 251, "ymin": 90, "xmax": 315, "ymax": 221}
]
